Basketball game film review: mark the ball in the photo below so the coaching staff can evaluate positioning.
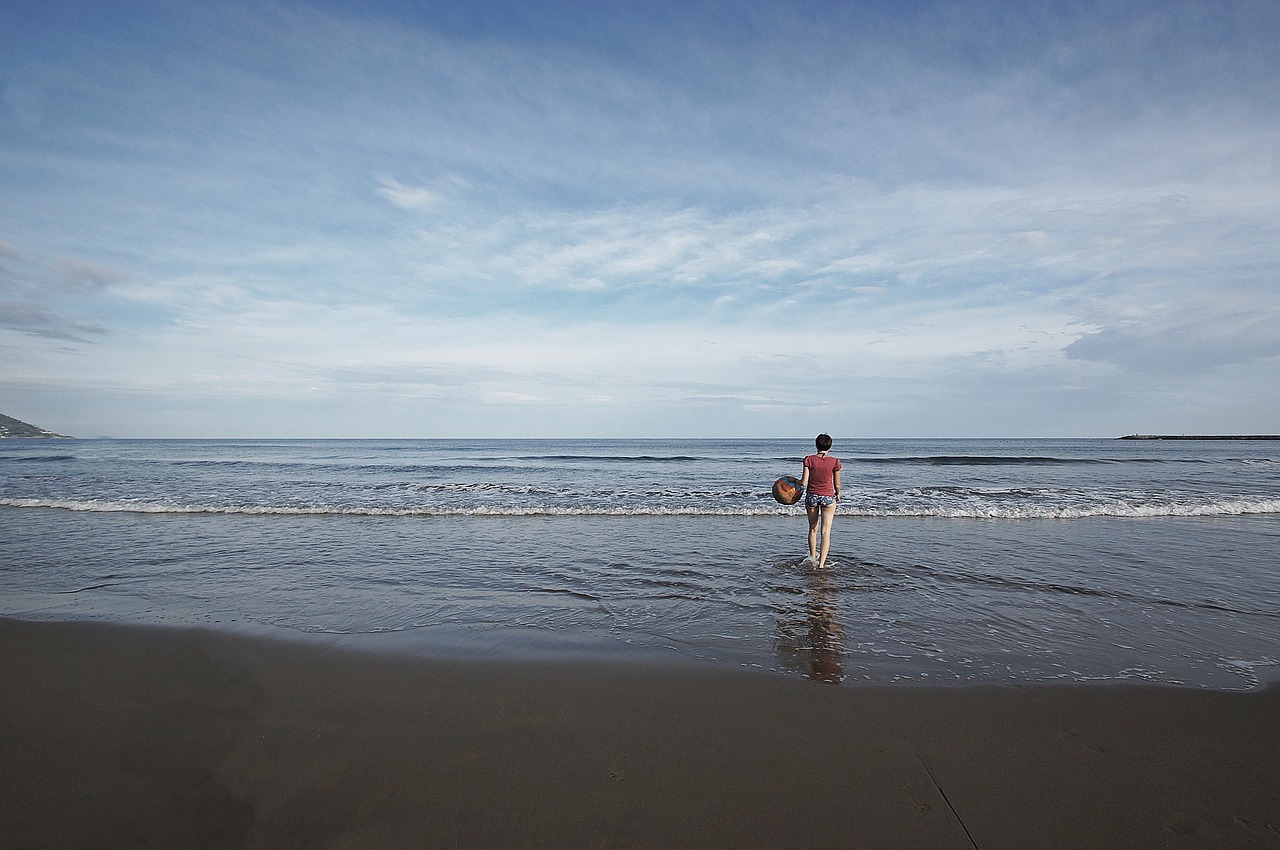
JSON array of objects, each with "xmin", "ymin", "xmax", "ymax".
[{"xmin": 771, "ymin": 475, "xmax": 803, "ymax": 505}]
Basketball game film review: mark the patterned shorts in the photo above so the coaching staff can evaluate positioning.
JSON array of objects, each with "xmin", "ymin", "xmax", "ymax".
[{"xmin": 805, "ymin": 493, "xmax": 837, "ymax": 508}]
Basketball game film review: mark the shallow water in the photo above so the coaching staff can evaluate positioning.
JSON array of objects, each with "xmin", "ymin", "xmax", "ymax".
[{"xmin": 3, "ymin": 438, "xmax": 1278, "ymax": 688}]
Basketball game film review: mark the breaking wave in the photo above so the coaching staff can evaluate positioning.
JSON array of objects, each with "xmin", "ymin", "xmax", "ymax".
[{"xmin": 4, "ymin": 496, "xmax": 1277, "ymax": 519}]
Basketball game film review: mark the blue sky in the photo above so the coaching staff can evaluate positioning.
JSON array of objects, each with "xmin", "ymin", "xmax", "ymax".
[{"xmin": 2, "ymin": 0, "xmax": 1277, "ymax": 437}]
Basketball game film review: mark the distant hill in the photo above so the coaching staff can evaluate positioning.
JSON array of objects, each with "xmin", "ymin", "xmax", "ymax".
[{"xmin": 0, "ymin": 414, "xmax": 71, "ymax": 439}]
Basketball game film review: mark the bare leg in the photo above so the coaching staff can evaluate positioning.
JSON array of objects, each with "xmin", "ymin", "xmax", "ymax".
[
  {"xmin": 816, "ymin": 503, "xmax": 837, "ymax": 569},
  {"xmin": 806, "ymin": 504, "xmax": 821, "ymax": 562}
]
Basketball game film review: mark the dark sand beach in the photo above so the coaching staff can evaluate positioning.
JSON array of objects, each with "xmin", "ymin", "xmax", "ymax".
[{"xmin": 3, "ymin": 618, "xmax": 1278, "ymax": 849}]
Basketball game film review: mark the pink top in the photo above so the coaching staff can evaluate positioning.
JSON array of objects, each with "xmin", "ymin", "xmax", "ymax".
[{"xmin": 803, "ymin": 453, "xmax": 842, "ymax": 497}]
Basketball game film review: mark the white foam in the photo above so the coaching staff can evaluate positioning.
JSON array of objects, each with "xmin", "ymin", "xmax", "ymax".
[{"xmin": 3, "ymin": 495, "xmax": 1278, "ymax": 519}]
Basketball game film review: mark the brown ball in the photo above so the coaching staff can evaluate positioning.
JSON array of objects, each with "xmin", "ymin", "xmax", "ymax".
[{"xmin": 772, "ymin": 475, "xmax": 803, "ymax": 505}]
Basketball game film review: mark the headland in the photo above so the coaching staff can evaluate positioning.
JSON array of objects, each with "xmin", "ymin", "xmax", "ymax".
[{"xmin": 0, "ymin": 413, "xmax": 71, "ymax": 439}]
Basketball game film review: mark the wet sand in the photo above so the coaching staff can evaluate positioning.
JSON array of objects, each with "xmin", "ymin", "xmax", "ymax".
[{"xmin": 2, "ymin": 618, "xmax": 1278, "ymax": 849}]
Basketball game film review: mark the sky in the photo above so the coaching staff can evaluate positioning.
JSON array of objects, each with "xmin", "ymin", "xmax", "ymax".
[{"xmin": 1, "ymin": 0, "xmax": 1277, "ymax": 438}]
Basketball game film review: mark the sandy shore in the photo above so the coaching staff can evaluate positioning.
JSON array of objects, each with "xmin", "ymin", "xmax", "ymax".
[{"xmin": 2, "ymin": 619, "xmax": 1278, "ymax": 849}]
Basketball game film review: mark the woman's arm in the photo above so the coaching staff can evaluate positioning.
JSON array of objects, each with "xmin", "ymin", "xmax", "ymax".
[{"xmin": 833, "ymin": 468, "xmax": 841, "ymax": 500}]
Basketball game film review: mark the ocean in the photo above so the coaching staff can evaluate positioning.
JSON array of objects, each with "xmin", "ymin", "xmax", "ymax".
[{"xmin": 2, "ymin": 437, "xmax": 1278, "ymax": 689}]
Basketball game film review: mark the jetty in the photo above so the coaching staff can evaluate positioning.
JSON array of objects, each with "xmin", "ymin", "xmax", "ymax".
[{"xmin": 1118, "ymin": 434, "xmax": 1279, "ymax": 441}]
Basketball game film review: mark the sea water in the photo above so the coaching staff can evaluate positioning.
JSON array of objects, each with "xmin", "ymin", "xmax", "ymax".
[{"xmin": 2, "ymin": 438, "xmax": 1278, "ymax": 688}]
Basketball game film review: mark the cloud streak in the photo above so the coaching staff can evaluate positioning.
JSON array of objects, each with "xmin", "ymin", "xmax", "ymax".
[{"xmin": 0, "ymin": 242, "xmax": 119, "ymax": 340}]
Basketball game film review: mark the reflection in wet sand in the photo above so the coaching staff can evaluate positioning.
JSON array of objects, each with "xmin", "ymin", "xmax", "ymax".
[
  {"xmin": 804, "ymin": 568, "xmax": 845, "ymax": 683},
  {"xmin": 774, "ymin": 561, "xmax": 846, "ymax": 684}
]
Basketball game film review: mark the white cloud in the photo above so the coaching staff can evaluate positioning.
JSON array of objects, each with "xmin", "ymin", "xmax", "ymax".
[
  {"xmin": 376, "ymin": 177, "xmax": 444, "ymax": 211},
  {"xmin": 2, "ymin": 0, "xmax": 1277, "ymax": 436},
  {"xmin": 1067, "ymin": 301, "xmax": 1280, "ymax": 375}
]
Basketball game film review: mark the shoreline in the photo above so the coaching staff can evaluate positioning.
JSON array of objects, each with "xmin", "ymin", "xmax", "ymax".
[{"xmin": 4, "ymin": 618, "xmax": 1278, "ymax": 848}]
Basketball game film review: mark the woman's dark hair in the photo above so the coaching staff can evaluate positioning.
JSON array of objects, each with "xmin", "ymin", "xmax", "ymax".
[{"xmin": 815, "ymin": 433, "xmax": 833, "ymax": 452}]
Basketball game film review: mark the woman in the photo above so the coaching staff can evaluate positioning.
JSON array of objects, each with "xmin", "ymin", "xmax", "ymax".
[{"xmin": 799, "ymin": 433, "xmax": 842, "ymax": 570}]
